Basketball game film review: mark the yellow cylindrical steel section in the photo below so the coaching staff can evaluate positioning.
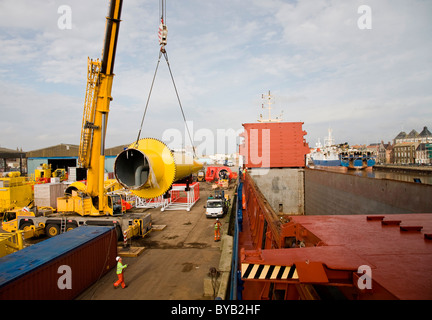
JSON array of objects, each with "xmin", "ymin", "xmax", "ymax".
[{"xmin": 114, "ymin": 138, "xmax": 203, "ymax": 199}]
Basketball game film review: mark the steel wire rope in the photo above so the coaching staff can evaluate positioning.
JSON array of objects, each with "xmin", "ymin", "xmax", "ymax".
[
  {"xmin": 159, "ymin": 0, "xmax": 166, "ymax": 24},
  {"xmin": 135, "ymin": 0, "xmax": 197, "ymax": 157},
  {"xmin": 134, "ymin": 49, "xmax": 197, "ymax": 158},
  {"xmin": 162, "ymin": 50, "xmax": 197, "ymax": 158},
  {"xmin": 134, "ymin": 50, "xmax": 163, "ymax": 147}
]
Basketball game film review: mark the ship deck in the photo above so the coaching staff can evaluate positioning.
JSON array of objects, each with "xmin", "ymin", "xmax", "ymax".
[
  {"xmin": 286, "ymin": 214, "xmax": 432, "ymax": 299},
  {"xmin": 238, "ymin": 172, "xmax": 432, "ymax": 300}
]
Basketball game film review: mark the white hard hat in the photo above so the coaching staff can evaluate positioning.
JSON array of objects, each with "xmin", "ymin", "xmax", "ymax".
[{"xmin": 116, "ymin": 256, "xmax": 121, "ymax": 261}]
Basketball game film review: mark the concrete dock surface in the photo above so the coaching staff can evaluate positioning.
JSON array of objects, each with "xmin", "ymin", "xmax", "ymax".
[{"xmin": 78, "ymin": 181, "xmax": 235, "ymax": 300}]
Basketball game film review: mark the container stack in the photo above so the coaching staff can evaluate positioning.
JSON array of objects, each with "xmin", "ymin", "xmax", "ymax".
[{"xmin": 34, "ymin": 183, "xmax": 66, "ymax": 208}]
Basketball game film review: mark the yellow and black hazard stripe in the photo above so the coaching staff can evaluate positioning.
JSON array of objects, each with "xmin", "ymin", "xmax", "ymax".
[{"xmin": 241, "ymin": 263, "xmax": 298, "ymax": 280}]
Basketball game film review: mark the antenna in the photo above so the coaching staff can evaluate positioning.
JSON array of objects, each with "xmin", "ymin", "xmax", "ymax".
[{"xmin": 257, "ymin": 90, "xmax": 283, "ymax": 122}]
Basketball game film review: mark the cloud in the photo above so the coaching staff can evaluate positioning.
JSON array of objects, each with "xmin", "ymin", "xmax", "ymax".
[
  {"xmin": 0, "ymin": 0, "xmax": 431, "ymax": 153},
  {"xmin": 246, "ymin": 0, "xmax": 432, "ymax": 145},
  {"xmin": 0, "ymin": 81, "xmax": 82, "ymax": 149}
]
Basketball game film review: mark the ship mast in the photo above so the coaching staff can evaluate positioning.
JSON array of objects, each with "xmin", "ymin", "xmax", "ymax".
[
  {"xmin": 258, "ymin": 90, "xmax": 283, "ymax": 122},
  {"xmin": 324, "ymin": 128, "xmax": 335, "ymax": 147}
]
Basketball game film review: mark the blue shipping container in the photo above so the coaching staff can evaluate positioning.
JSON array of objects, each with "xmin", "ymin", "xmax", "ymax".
[{"xmin": 0, "ymin": 226, "xmax": 117, "ymax": 300}]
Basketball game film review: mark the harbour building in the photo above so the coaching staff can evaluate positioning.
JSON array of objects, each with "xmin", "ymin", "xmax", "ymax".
[{"xmin": 393, "ymin": 126, "xmax": 432, "ymax": 164}]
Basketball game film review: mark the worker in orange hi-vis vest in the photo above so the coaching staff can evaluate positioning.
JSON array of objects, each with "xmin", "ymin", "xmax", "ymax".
[
  {"xmin": 214, "ymin": 218, "xmax": 222, "ymax": 242},
  {"xmin": 114, "ymin": 256, "xmax": 128, "ymax": 289}
]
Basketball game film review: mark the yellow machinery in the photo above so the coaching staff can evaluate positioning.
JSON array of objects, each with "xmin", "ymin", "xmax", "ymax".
[
  {"xmin": 2, "ymin": 207, "xmax": 51, "ymax": 238},
  {"xmin": 114, "ymin": 138, "xmax": 203, "ymax": 199},
  {"xmin": 1, "ymin": 0, "xmax": 201, "ymax": 241},
  {"xmin": 0, "ymin": 231, "xmax": 24, "ymax": 258},
  {"xmin": 1, "ymin": 202, "xmax": 148, "ymax": 240},
  {"xmin": 1, "ymin": 0, "xmax": 152, "ymax": 240},
  {"xmin": 52, "ymin": 168, "xmax": 66, "ymax": 181},
  {"xmin": 59, "ymin": 0, "xmax": 124, "ymax": 216},
  {"xmin": 34, "ymin": 164, "xmax": 51, "ymax": 182},
  {"xmin": 34, "ymin": 164, "xmax": 66, "ymax": 183},
  {"xmin": 0, "ymin": 172, "xmax": 33, "ymax": 215}
]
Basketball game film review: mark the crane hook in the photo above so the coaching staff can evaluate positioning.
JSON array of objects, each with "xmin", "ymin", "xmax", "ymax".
[
  {"xmin": 158, "ymin": 19, "xmax": 168, "ymax": 52},
  {"xmin": 158, "ymin": 0, "xmax": 168, "ymax": 51}
]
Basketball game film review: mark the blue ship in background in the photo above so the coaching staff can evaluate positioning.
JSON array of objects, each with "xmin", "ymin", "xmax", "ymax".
[
  {"xmin": 308, "ymin": 129, "xmax": 376, "ymax": 170},
  {"xmin": 340, "ymin": 151, "xmax": 376, "ymax": 170}
]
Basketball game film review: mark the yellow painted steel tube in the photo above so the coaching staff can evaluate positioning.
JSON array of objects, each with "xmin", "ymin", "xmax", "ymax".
[{"xmin": 114, "ymin": 138, "xmax": 203, "ymax": 199}]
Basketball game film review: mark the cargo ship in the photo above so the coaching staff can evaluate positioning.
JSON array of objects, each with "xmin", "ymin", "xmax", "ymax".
[
  {"xmin": 308, "ymin": 128, "xmax": 376, "ymax": 170},
  {"xmin": 308, "ymin": 142, "xmax": 341, "ymax": 167},
  {"xmin": 232, "ymin": 118, "xmax": 432, "ymax": 300}
]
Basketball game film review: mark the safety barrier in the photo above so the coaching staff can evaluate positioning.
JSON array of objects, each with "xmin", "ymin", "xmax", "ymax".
[
  {"xmin": 161, "ymin": 182, "xmax": 200, "ymax": 212},
  {"xmin": 135, "ymin": 195, "xmax": 164, "ymax": 209}
]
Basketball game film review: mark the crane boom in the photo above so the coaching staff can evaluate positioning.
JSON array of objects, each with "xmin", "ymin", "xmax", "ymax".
[
  {"xmin": 87, "ymin": 0, "xmax": 123, "ymax": 213},
  {"xmin": 78, "ymin": 58, "xmax": 100, "ymax": 169},
  {"xmin": 73, "ymin": 0, "xmax": 123, "ymax": 215}
]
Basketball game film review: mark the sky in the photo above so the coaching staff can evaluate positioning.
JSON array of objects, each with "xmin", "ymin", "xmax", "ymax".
[{"xmin": 0, "ymin": 0, "xmax": 431, "ymax": 154}]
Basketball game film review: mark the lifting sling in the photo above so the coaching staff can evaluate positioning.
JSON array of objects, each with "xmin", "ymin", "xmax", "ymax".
[{"xmin": 135, "ymin": 0, "xmax": 196, "ymax": 157}]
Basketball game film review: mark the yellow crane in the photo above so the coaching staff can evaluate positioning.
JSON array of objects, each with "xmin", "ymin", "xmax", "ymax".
[
  {"xmin": 58, "ymin": 0, "xmax": 124, "ymax": 216},
  {"xmin": 61, "ymin": 0, "xmax": 201, "ymax": 215},
  {"xmin": 2, "ymin": 0, "xmax": 202, "ymax": 241}
]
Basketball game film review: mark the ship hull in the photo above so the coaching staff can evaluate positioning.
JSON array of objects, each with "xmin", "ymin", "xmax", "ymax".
[{"xmin": 312, "ymin": 159, "xmax": 341, "ymax": 167}]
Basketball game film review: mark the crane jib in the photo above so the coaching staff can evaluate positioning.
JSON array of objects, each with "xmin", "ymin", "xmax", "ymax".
[{"xmin": 101, "ymin": 0, "xmax": 123, "ymax": 75}]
